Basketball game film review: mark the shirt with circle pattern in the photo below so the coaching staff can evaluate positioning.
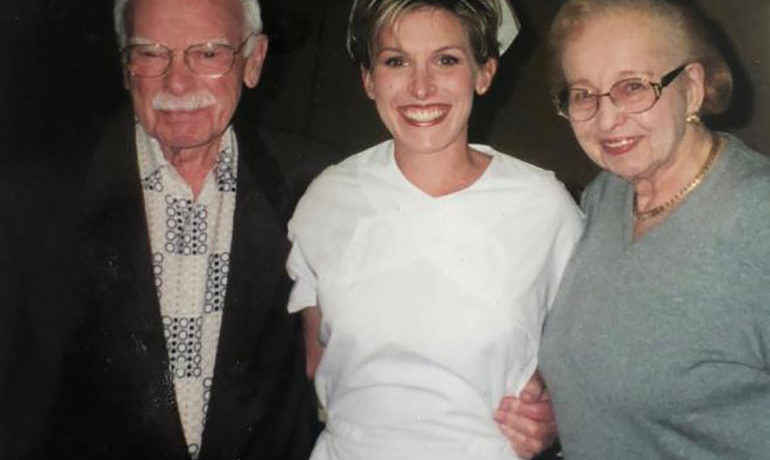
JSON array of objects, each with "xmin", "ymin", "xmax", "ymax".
[{"xmin": 136, "ymin": 124, "xmax": 238, "ymax": 458}]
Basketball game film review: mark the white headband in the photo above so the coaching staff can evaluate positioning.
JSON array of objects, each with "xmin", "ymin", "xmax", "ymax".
[{"xmin": 498, "ymin": 0, "xmax": 520, "ymax": 54}]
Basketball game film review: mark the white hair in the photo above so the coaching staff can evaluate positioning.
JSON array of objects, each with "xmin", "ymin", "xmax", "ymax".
[{"xmin": 114, "ymin": 0, "xmax": 262, "ymax": 53}]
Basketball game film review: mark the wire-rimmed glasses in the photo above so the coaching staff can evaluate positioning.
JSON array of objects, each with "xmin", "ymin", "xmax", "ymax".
[
  {"xmin": 554, "ymin": 64, "xmax": 688, "ymax": 122},
  {"xmin": 121, "ymin": 33, "xmax": 254, "ymax": 78}
]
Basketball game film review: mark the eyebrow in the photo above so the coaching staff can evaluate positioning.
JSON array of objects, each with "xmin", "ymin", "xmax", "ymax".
[
  {"xmin": 376, "ymin": 45, "xmax": 467, "ymax": 55},
  {"xmin": 128, "ymin": 36, "xmax": 232, "ymax": 47},
  {"xmin": 567, "ymin": 70, "xmax": 655, "ymax": 88}
]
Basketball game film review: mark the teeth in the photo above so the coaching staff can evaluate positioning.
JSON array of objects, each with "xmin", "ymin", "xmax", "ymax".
[
  {"xmin": 605, "ymin": 138, "xmax": 635, "ymax": 148},
  {"xmin": 403, "ymin": 107, "xmax": 446, "ymax": 122}
]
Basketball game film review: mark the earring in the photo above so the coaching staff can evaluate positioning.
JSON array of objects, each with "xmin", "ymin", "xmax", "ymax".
[{"xmin": 686, "ymin": 113, "xmax": 701, "ymax": 124}]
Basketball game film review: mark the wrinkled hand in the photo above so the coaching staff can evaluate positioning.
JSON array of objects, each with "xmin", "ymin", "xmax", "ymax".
[{"xmin": 494, "ymin": 372, "xmax": 557, "ymax": 459}]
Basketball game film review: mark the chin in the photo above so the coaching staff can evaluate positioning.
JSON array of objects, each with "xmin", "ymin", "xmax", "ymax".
[
  {"xmin": 605, "ymin": 161, "xmax": 646, "ymax": 182},
  {"xmin": 157, "ymin": 132, "xmax": 216, "ymax": 150},
  {"xmin": 398, "ymin": 130, "xmax": 462, "ymax": 154},
  {"xmin": 157, "ymin": 124, "xmax": 218, "ymax": 144}
]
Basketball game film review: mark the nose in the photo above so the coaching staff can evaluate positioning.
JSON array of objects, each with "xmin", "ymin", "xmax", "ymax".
[
  {"xmin": 409, "ymin": 64, "xmax": 435, "ymax": 100},
  {"xmin": 163, "ymin": 53, "xmax": 197, "ymax": 95},
  {"xmin": 594, "ymin": 94, "xmax": 627, "ymax": 131}
]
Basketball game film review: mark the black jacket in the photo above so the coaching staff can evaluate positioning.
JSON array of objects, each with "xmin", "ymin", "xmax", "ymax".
[{"xmin": 2, "ymin": 108, "xmax": 334, "ymax": 460}]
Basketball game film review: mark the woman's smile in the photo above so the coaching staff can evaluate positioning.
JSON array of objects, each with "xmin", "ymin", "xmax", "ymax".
[
  {"xmin": 599, "ymin": 135, "xmax": 643, "ymax": 156},
  {"xmin": 398, "ymin": 104, "xmax": 451, "ymax": 126}
]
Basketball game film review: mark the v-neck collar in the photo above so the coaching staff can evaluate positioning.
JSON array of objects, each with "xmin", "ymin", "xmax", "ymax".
[
  {"xmin": 620, "ymin": 134, "xmax": 732, "ymax": 249},
  {"xmin": 379, "ymin": 140, "xmax": 499, "ymax": 202}
]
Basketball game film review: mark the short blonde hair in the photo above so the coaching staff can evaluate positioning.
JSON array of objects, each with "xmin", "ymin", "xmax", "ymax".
[
  {"xmin": 347, "ymin": 0, "xmax": 502, "ymax": 70},
  {"xmin": 548, "ymin": 0, "xmax": 733, "ymax": 115}
]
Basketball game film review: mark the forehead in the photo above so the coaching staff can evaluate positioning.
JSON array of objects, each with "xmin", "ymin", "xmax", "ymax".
[
  {"xmin": 562, "ymin": 10, "xmax": 675, "ymax": 83},
  {"xmin": 379, "ymin": 7, "xmax": 468, "ymax": 49},
  {"xmin": 129, "ymin": 0, "xmax": 244, "ymax": 44}
]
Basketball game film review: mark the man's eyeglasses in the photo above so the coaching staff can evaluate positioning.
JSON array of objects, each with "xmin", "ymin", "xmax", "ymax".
[
  {"xmin": 554, "ymin": 64, "xmax": 688, "ymax": 122},
  {"xmin": 121, "ymin": 34, "xmax": 254, "ymax": 78}
]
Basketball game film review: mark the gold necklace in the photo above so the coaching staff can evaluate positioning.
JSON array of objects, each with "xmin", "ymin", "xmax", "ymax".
[{"xmin": 634, "ymin": 133, "xmax": 723, "ymax": 221}]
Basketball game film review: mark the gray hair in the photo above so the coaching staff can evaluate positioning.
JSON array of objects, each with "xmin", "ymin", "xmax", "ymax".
[
  {"xmin": 547, "ymin": 0, "xmax": 732, "ymax": 115},
  {"xmin": 114, "ymin": 0, "xmax": 263, "ymax": 53}
]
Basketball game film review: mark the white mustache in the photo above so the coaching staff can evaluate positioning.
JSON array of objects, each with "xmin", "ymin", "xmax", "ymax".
[{"xmin": 151, "ymin": 91, "xmax": 216, "ymax": 111}]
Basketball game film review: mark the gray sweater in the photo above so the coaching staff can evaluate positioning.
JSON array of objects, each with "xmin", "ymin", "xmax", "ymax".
[{"xmin": 540, "ymin": 134, "xmax": 770, "ymax": 459}]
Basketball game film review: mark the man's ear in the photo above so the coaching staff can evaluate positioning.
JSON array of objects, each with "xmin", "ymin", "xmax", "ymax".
[
  {"xmin": 123, "ymin": 67, "xmax": 132, "ymax": 91},
  {"xmin": 361, "ymin": 66, "xmax": 375, "ymax": 100},
  {"xmin": 243, "ymin": 34, "xmax": 269, "ymax": 88}
]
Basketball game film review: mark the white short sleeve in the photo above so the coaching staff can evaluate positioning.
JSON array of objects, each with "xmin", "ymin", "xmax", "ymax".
[{"xmin": 286, "ymin": 237, "xmax": 318, "ymax": 313}]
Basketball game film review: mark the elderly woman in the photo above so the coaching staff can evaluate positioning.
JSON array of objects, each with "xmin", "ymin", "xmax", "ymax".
[
  {"xmin": 534, "ymin": 0, "xmax": 770, "ymax": 458},
  {"xmin": 285, "ymin": 0, "xmax": 582, "ymax": 459}
]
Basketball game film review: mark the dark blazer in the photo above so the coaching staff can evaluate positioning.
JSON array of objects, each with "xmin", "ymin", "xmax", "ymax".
[{"xmin": 5, "ymin": 109, "xmax": 333, "ymax": 460}]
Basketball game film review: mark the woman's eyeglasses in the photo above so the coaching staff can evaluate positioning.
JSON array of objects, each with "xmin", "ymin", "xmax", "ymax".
[{"xmin": 554, "ymin": 64, "xmax": 688, "ymax": 122}]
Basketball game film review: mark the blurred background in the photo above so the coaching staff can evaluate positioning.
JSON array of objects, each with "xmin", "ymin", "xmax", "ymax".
[{"xmin": 1, "ymin": 0, "xmax": 769, "ymax": 192}]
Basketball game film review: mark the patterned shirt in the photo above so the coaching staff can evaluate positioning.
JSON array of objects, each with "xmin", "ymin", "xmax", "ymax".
[{"xmin": 136, "ymin": 124, "xmax": 238, "ymax": 458}]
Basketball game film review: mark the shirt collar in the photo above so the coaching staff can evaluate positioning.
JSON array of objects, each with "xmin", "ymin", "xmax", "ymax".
[{"xmin": 134, "ymin": 122, "xmax": 239, "ymax": 190}]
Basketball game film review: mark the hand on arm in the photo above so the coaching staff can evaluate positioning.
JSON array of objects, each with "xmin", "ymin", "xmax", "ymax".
[{"xmin": 494, "ymin": 372, "xmax": 557, "ymax": 459}]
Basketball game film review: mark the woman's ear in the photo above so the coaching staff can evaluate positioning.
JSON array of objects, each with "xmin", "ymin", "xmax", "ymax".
[
  {"xmin": 683, "ymin": 61, "xmax": 706, "ymax": 114},
  {"xmin": 475, "ymin": 58, "xmax": 498, "ymax": 95},
  {"xmin": 361, "ymin": 66, "xmax": 376, "ymax": 100}
]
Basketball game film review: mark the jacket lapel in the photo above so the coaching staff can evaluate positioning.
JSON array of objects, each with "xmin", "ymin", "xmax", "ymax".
[
  {"xmin": 80, "ymin": 109, "xmax": 189, "ymax": 457},
  {"xmin": 198, "ymin": 122, "xmax": 294, "ymax": 458}
]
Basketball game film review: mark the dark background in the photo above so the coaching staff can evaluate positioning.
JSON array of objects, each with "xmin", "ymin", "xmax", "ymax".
[
  {"xmin": 0, "ymin": 0, "xmax": 767, "ymax": 458},
  {"xmin": 1, "ymin": 0, "xmax": 769, "ymax": 190}
]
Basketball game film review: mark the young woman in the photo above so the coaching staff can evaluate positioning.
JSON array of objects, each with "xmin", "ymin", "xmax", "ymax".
[{"xmin": 287, "ymin": 1, "xmax": 583, "ymax": 458}]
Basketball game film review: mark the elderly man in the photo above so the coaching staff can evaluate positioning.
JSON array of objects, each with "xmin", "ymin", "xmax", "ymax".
[
  {"xmin": 39, "ymin": 0, "xmax": 321, "ymax": 458},
  {"xmin": 0, "ymin": 0, "xmax": 556, "ymax": 459}
]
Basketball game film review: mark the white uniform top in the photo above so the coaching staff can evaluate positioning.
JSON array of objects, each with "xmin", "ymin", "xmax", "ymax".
[{"xmin": 287, "ymin": 140, "xmax": 583, "ymax": 460}]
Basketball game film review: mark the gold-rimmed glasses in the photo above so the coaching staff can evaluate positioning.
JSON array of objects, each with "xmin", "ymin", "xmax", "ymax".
[{"xmin": 554, "ymin": 64, "xmax": 688, "ymax": 122}]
